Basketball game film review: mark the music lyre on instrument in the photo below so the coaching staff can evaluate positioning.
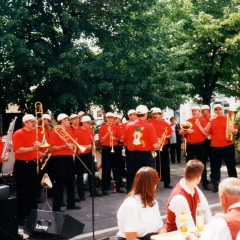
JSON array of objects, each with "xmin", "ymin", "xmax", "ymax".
[
  {"xmin": 54, "ymin": 125, "xmax": 92, "ymax": 175},
  {"xmin": 35, "ymin": 101, "xmax": 50, "ymax": 173}
]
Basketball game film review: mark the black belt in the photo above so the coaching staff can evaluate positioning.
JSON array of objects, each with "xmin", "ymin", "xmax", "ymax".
[
  {"xmin": 187, "ymin": 141, "xmax": 204, "ymax": 145},
  {"xmin": 16, "ymin": 160, "xmax": 36, "ymax": 163}
]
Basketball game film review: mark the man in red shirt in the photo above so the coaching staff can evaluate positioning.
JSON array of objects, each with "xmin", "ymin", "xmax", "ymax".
[
  {"xmin": 99, "ymin": 112, "xmax": 124, "ymax": 195},
  {"xmin": 49, "ymin": 113, "xmax": 80, "ymax": 212},
  {"xmin": 124, "ymin": 105, "xmax": 160, "ymax": 192},
  {"xmin": 179, "ymin": 106, "xmax": 211, "ymax": 191},
  {"xmin": 204, "ymin": 104, "xmax": 238, "ymax": 193},
  {"xmin": 148, "ymin": 107, "xmax": 173, "ymax": 188},
  {"xmin": 12, "ymin": 114, "xmax": 42, "ymax": 226}
]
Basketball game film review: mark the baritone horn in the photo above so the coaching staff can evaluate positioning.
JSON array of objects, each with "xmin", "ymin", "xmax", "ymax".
[{"xmin": 226, "ymin": 110, "xmax": 237, "ymax": 142}]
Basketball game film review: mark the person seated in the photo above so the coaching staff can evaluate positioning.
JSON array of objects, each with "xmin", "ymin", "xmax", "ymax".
[
  {"xmin": 116, "ymin": 167, "xmax": 165, "ymax": 240},
  {"xmin": 166, "ymin": 159, "xmax": 212, "ymax": 232},
  {"xmin": 186, "ymin": 177, "xmax": 240, "ymax": 240}
]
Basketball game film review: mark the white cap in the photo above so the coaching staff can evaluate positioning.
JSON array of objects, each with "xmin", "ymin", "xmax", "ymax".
[
  {"xmin": 22, "ymin": 114, "xmax": 35, "ymax": 122},
  {"xmin": 151, "ymin": 107, "xmax": 162, "ymax": 114},
  {"xmin": 43, "ymin": 114, "xmax": 51, "ymax": 120},
  {"xmin": 116, "ymin": 115, "xmax": 122, "ymax": 119},
  {"xmin": 214, "ymin": 104, "xmax": 223, "ymax": 109},
  {"xmin": 201, "ymin": 105, "xmax": 210, "ymax": 110},
  {"xmin": 191, "ymin": 106, "xmax": 200, "ymax": 110},
  {"xmin": 78, "ymin": 111, "xmax": 85, "ymax": 117},
  {"xmin": 136, "ymin": 105, "xmax": 149, "ymax": 114},
  {"xmin": 81, "ymin": 116, "xmax": 92, "ymax": 122},
  {"xmin": 70, "ymin": 114, "xmax": 78, "ymax": 120},
  {"xmin": 57, "ymin": 113, "xmax": 69, "ymax": 121},
  {"xmin": 106, "ymin": 112, "xmax": 115, "ymax": 117},
  {"xmin": 128, "ymin": 109, "xmax": 136, "ymax": 116}
]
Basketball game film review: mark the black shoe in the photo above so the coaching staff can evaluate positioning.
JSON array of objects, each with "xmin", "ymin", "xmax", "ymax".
[
  {"xmin": 67, "ymin": 205, "xmax": 81, "ymax": 210},
  {"xmin": 90, "ymin": 191, "xmax": 102, "ymax": 197},
  {"xmin": 164, "ymin": 185, "xmax": 173, "ymax": 189},
  {"xmin": 74, "ymin": 197, "xmax": 81, "ymax": 202},
  {"xmin": 80, "ymin": 196, "xmax": 86, "ymax": 201},
  {"xmin": 102, "ymin": 190, "xmax": 109, "ymax": 196},
  {"xmin": 18, "ymin": 219, "xmax": 26, "ymax": 227},
  {"xmin": 203, "ymin": 184, "xmax": 211, "ymax": 191},
  {"xmin": 61, "ymin": 202, "xmax": 66, "ymax": 207},
  {"xmin": 178, "ymin": 161, "xmax": 181, "ymax": 164},
  {"xmin": 116, "ymin": 188, "xmax": 125, "ymax": 193},
  {"xmin": 212, "ymin": 186, "xmax": 218, "ymax": 193},
  {"xmin": 172, "ymin": 162, "xmax": 175, "ymax": 164}
]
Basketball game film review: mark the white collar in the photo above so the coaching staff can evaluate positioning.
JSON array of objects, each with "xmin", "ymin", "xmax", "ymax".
[
  {"xmin": 228, "ymin": 202, "xmax": 240, "ymax": 211},
  {"xmin": 180, "ymin": 178, "xmax": 195, "ymax": 196}
]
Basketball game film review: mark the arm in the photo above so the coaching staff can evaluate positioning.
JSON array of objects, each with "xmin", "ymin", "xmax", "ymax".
[
  {"xmin": 125, "ymin": 232, "xmax": 138, "ymax": 240},
  {"xmin": 15, "ymin": 141, "xmax": 42, "ymax": 154}
]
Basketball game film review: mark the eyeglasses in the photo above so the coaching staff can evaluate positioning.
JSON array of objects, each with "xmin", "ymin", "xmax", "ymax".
[{"xmin": 214, "ymin": 108, "xmax": 222, "ymax": 111}]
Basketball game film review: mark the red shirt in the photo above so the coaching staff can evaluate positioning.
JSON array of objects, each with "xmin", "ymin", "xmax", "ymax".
[
  {"xmin": 75, "ymin": 127, "xmax": 94, "ymax": 154},
  {"xmin": 48, "ymin": 128, "xmax": 75, "ymax": 156},
  {"xmin": 147, "ymin": 119, "xmax": 173, "ymax": 146},
  {"xmin": 124, "ymin": 119, "xmax": 158, "ymax": 151},
  {"xmin": 185, "ymin": 118, "xmax": 208, "ymax": 143},
  {"xmin": 99, "ymin": 124, "xmax": 120, "ymax": 147},
  {"xmin": 12, "ymin": 128, "xmax": 40, "ymax": 161},
  {"xmin": 166, "ymin": 182, "xmax": 200, "ymax": 232},
  {"xmin": 0, "ymin": 139, "xmax": 3, "ymax": 163},
  {"xmin": 209, "ymin": 115, "xmax": 237, "ymax": 147}
]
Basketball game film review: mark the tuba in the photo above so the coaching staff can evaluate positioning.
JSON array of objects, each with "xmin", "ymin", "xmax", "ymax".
[
  {"xmin": 180, "ymin": 121, "xmax": 192, "ymax": 157},
  {"xmin": 226, "ymin": 110, "xmax": 237, "ymax": 142}
]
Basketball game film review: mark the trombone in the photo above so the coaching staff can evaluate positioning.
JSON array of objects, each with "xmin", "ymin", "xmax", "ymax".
[
  {"xmin": 54, "ymin": 125, "xmax": 92, "ymax": 175},
  {"xmin": 35, "ymin": 101, "xmax": 50, "ymax": 173}
]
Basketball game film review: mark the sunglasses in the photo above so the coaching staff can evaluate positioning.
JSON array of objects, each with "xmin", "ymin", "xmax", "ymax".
[{"xmin": 214, "ymin": 108, "xmax": 222, "ymax": 111}]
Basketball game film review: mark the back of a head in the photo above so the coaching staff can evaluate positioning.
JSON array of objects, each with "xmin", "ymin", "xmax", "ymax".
[
  {"xmin": 129, "ymin": 167, "xmax": 159, "ymax": 207},
  {"xmin": 219, "ymin": 177, "xmax": 240, "ymax": 197},
  {"xmin": 184, "ymin": 159, "xmax": 204, "ymax": 181}
]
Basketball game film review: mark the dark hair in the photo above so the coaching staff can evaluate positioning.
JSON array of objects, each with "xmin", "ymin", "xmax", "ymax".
[
  {"xmin": 170, "ymin": 117, "xmax": 175, "ymax": 122},
  {"xmin": 184, "ymin": 159, "xmax": 204, "ymax": 181},
  {"xmin": 126, "ymin": 167, "xmax": 159, "ymax": 207},
  {"xmin": 136, "ymin": 113, "xmax": 146, "ymax": 117}
]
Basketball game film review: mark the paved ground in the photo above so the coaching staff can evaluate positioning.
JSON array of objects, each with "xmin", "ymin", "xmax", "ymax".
[{"xmin": 20, "ymin": 160, "xmax": 240, "ymax": 240}]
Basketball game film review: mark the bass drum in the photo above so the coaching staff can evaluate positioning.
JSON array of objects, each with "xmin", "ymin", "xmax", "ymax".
[{"xmin": 1, "ymin": 137, "xmax": 15, "ymax": 175}]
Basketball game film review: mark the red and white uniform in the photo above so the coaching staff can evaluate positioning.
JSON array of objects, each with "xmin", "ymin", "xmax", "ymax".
[{"xmin": 99, "ymin": 124, "xmax": 121, "ymax": 147}]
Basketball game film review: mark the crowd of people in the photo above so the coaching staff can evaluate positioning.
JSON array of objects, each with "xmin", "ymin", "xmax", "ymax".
[{"xmin": 0, "ymin": 102, "xmax": 239, "ymax": 235}]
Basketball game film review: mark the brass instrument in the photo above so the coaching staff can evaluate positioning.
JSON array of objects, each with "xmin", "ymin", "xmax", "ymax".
[
  {"xmin": 108, "ymin": 126, "xmax": 114, "ymax": 153},
  {"xmin": 226, "ymin": 110, "xmax": 237, "ymax": 142},
  {"xmin": 159, "ymin": 127, "xmax": 168, "ymax": 151},
  {"xmin": 180, "ymin": 121, "xmax": 192, "ymax": 157},
  {"xmin": 35, "ymin": 102, "xmax": 50, "ymax": 173},
  {"xmin": 1, "ymin": 117, "xmax": 17, "ymax": 161},
  {"xmin": 54, "ymin": 125, "xmax": 92, "ymax": 175},
  {"xmin": 40, "ymin": 151, "xmax": 52, "ymax": 171}
]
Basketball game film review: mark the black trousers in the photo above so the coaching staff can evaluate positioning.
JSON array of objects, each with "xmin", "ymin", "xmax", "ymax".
[
  {"xmin": 126, "ymin": 151, "xmax": 154, "ymax": 192},
  {"xmin": 186, "ymin": 142, "xmax": 208, "ymax": 185},
  {"xmin": 170, "ymin": 143, "xmax": 181, "ymax": 163},
  {"xmin": 101, "ymin": 146, "xmax": 121, "ymax": 192},
  {"xmin": 52, "ymin": 155, "xmax": 75, "ymax": 211},
  {"xmin": 14, "ymin": 160, "xmax": 38, "ymax": 222},
  {"xmin": 210, "ymin": 144, "xmax": 237, "ymax": 187},
  {"xmin": 154, "ymin": 145, "xmax": 171, "ymax": 185},
  {"xmin": 75, "ymin": 152, "xmax": 94, "ymax": 197}
]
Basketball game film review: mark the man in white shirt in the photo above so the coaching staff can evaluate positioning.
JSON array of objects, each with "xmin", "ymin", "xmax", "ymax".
[
  {"xmin": 187, "ymin": 177, "xmax": 240, "ymax": 240},
  {"xmin": 166, "ymin": 160, "xmax": 212, "ymax": 232}
]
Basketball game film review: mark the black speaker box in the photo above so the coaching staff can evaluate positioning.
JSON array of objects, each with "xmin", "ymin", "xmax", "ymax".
[
  {"xmin": 26, "ymin": 209, "xmax": 85, "ymax": 239},
  {"xmin": 0, "ymin": 185, "xmax": 10, "ymax": 200},
  {"xmin": 0, "ymin": 197, "xmax": 18, "ymax": 240}
]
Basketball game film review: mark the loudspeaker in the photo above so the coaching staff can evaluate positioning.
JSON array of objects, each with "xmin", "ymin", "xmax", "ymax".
[
  {"xmin": 0, "ymin": 185, "xmax": 10, "ymax": 200},
  {"xmin": 0, "ymin": 197, "xmax": 18, "ymax": 240},
  {"xmin": 26, "ymin": 209, "xmax": 85, "ymax": 239}
]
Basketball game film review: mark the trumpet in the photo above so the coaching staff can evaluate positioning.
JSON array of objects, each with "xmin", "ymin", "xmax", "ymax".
[
  {"xmin": 226, "ymin": 110, "xmax": 237, "ymax": 142},
  {"xmin": 108, "ymin": 126, "xmax": 114, "ymax": 153},
  {"xmin": 35, "ymin": 101, "xmax": 50, "ymax": 173},
  {"xmin": 54, "ymin": 125, "xmax": 92, "ymax": 175}
]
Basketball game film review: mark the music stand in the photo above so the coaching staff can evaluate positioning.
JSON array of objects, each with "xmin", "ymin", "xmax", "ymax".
[{"xmin": 41, "ymin": 173, "xmax": 52, "ymax": 211}]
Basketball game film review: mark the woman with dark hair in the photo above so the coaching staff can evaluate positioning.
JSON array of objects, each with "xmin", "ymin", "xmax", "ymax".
[{"xmin": 116, "ymin": 167, "xmax": 164, "ymax": 240}]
